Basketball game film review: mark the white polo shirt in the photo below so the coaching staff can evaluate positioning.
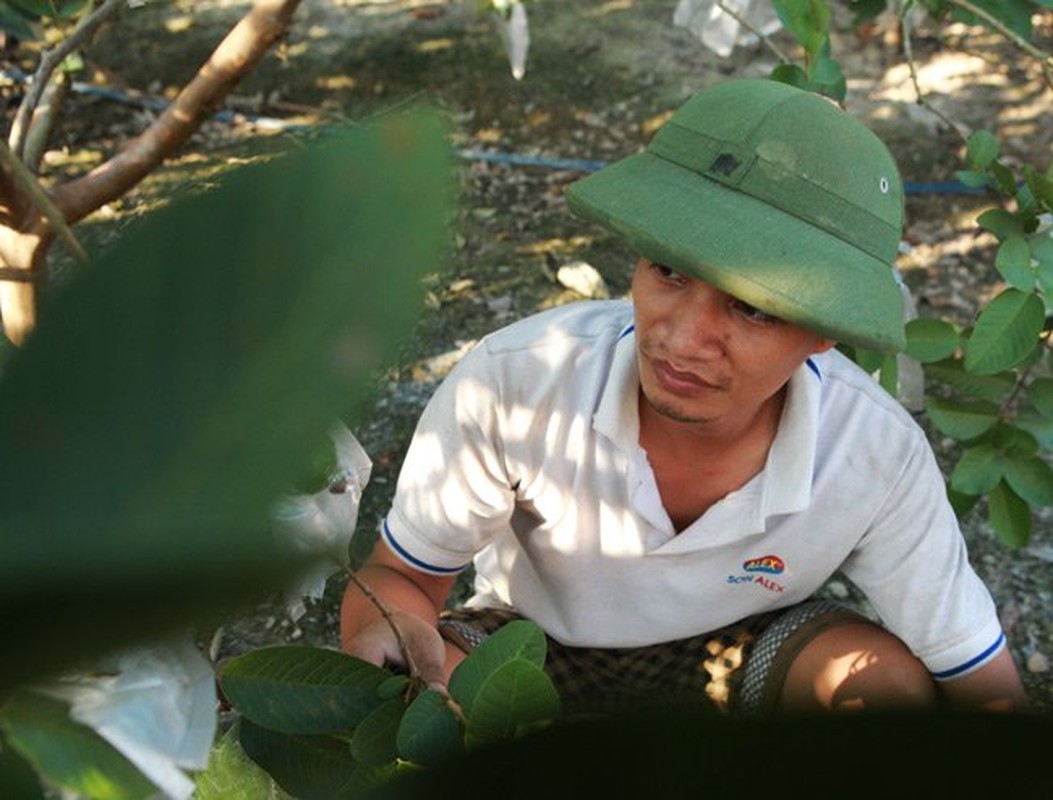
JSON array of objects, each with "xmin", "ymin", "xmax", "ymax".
[{"xmin": 382, "ymin": 300, "xmax": 1005, "ymax": 680}]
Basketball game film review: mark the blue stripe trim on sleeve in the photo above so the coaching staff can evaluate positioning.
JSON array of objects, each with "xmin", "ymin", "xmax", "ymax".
[
  {"xmin": 930, "ymin": 631, "xmax": 1006, "ymax": 680},
  {"xmin": 618, "ymin": 323, "xmax": 635, "ymax": 340},
  {"xmin": 381, "ymin": 518, "xmax": 466, "ymax": 575}
]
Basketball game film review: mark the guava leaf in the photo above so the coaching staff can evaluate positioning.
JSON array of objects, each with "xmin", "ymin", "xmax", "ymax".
[{"xmin": 219, "ymin": 646, "xmax": 392, "ymax": 735}]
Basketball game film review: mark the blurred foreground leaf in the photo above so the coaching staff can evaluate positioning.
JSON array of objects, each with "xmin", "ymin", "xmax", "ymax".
[
  {"xmin": 0, "ymin": 111, "xmax": 453, "ymax": 690},
  {"xmin": 0, "ymin": 690, "xmax": 157, "ymax": 800}
]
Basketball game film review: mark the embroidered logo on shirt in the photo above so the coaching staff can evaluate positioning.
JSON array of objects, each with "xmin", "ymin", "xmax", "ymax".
[
  {"xmin": 727, "ymin": 554, "xmax": 786, "ymax": 593},
  {"xmin": 743, "ymin": 555, "xmax": 784, "ymax": 574}
]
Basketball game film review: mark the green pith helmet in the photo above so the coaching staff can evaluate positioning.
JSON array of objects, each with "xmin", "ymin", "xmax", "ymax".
[{"xmin": 565, "ymin": 78, "xmax": 907, "ymax": 352}]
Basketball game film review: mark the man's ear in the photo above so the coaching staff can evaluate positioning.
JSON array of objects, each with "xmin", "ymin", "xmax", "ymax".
[{"xmin": 812, "ymin": 339, "xmax": 837, "ymax": 355}]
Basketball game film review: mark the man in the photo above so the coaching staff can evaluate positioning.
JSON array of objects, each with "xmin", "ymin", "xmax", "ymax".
[{"xmin": 340, "ymin": 78, "xmax": 1030, "ymax": 714}]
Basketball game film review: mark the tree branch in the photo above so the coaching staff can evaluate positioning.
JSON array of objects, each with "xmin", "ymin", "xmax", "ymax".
[
  {"xmin": 8, "ymin": 0, "xmax": 126, "ymax": 160},
  {"xmin": 900, "ymin": 0, "xmax": 971, "ymax": 144},
  {"xmin": 715, "ymin": 0, "xmax": 792, "ymax": 63},
  {"xmin": 0, "ymin": 139, "xmax": 87, "ymax": 264},
  {"xmin": 344, "ymin": 570, "xmax": 468, "ymax": 724},
  {"xmin": 944, "ymin": 0, "xmax": 1053, "ymax": 87},
  {"xmin": 52, "ymin": 0, "xmax": 303, "ymax": 225}
]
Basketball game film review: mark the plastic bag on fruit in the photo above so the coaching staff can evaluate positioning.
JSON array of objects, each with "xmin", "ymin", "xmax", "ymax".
[
  {"xmin": 270, "ymin": 421, "xmax": 373, "ymax": 621},
  {"xmin": 34, "ymin": 634, "xmax": 216, "ymax": 800},
  {"xmin": 672, "ymin": 0, "xmax": 782, "ymax": 58}
]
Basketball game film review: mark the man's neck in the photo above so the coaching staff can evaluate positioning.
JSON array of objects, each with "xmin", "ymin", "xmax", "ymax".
[{"xmin": 637, "ymin": 388, "xmax": 787, "ymax": 531}]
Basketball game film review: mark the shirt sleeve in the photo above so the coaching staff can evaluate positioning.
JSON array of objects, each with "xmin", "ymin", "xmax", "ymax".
[
  {"xmin": 840, "ymin": 433, "xmax": 1006, "ymax": 680},
  {"xmin": 382, "ymin": 342, "xmax": 516, "ymax": 575}
]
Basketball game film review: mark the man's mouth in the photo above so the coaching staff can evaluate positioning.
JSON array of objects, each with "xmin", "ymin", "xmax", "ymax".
[{"xmin": 651, "ymin": 358, "xmax": 724, "ymax": 394}]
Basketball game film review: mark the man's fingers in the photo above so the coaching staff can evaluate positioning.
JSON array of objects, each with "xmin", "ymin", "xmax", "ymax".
[{"xmin": 344, "ymin": 613, "xmax": 448, "ymax": 689}]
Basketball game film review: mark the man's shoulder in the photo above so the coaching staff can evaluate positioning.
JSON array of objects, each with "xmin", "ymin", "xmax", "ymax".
[
  {"xmin": 480, "ymin": 299, "xmax": 633, "ymax": 356},
  {"xmin": 812, "ymin": 348, "xmax": 922, "ymax": 434}
]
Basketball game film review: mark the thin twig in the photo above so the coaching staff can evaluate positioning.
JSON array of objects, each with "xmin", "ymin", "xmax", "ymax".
[
  {"xmin": 0, "ymin": 140, "xmax": 88, "ymax": 265},
  {"xmin": 945, "ymin": 0, "xmax": 1053, "ymax": 87},
  {"xmin": 714, "ymin": 0, "xmax": 793, "ymax": 63},
  {"xmin": 344, "ymin": 570, "xmax": 468, "ymax": 724},
  {"xmin": 999, "ymin": 331, "xmax": 1052, "ymax": 423},
  {"xmin": 9, "ymin": 0, "xmax": 126, "ymax": 158},
  {"xmin": 901, "ymin": 0, "xmax": 971, "ymax": 145}
]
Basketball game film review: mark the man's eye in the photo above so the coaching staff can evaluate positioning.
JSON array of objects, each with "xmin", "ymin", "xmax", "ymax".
[
  {"xmin": 650, "ymin": 262, "xmax": 683, "ymax": 282},
  {"xmin": 731, "ymin": 299, "xmax": 778, "ymax": 324}
]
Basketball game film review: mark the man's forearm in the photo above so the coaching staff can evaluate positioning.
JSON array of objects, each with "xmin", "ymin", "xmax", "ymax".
[
  {"xmin": 339, "ymin": 541, "xmax": 458, "ymax": 650},
  {"xmin": 938, "ymin": 648, "xmax": 1032, "ymax": 712}
]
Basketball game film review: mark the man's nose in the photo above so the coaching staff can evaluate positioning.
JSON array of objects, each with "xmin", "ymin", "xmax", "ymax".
[{"xmin": 671, "ymin": 284, "xmax": 728, "ymax": 356}]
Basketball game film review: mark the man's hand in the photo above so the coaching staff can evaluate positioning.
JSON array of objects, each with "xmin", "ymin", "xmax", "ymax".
[
  {"xmin": 344, "ymin": 610, "xmax": 448, "ymax": 691},
  {"xmin": 340, "ymin": 538, "xmax": 461, "ymax": 691}
]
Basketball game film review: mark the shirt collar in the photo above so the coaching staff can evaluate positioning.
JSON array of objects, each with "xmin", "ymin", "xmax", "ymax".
[
  {"xmin": 593, "ymin": 323, "xmax": 639, "ymax": 450},
  {"xmin": 761, "ymin": 356, "xmax": 822, "ymax": 517}
]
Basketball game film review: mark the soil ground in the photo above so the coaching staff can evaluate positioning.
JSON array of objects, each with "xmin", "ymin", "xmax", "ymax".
[{"xmin": 22, "ymin": 0, "xmax": 1052, "ymax": 712}]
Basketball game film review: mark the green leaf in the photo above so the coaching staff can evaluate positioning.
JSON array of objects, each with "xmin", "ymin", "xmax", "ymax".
[
  {"xmin": 238, "ymin": 718, "xmax": 393, "ymax": 800},
  {"xmin": 192, "ymin": 725, "xmax": 278, "ymax": 800},
  {"xmin": 769, "ymin": 63, "xmax": 809, "ymax": 89},
  {"xmin": 1014, "ymin": 410, "xmax": 1053, "ymax": 450},
  {"xmin": 464, "ymin": 660, "xmax": 561, "ymax": 749},
  {"xmin": 396, "ymin": 689, "xmax": 464, "ymax": 767},
  {"xmin": 0, "ymin": 734, "xmax": 46, "ymax": 799},
  {"xmin": 976, "ymin": 208, "xmax": 1024, "ymax": 239},
  {"xmin": 946, "ymin": 483, "xmax": 981, "ymax": 517},
  {"xmin": 963, "ymin": 289, "xmax": 1045, "ymax": 374},
  {"xmin": 290, "ymin": 437, "xmax": 340, "ymax": 495},
  {"xmin": 219, "ymin": 647, "xmax": 391, "ymax": 734},
  {"xmin": 994, "ymin": 235, "xmax": 1034, "ymax": 290},
  {"xmin": 1025, "ymin": 165, "xmax": 1053, "ymax": 210},
  {"xmin": 950, "ymin": 443, "xmax": 1003, "ymax": 495},
  {"xmin": 989, "ymin": 162, "xmax": 1018, "ymax": 196},
  {"xmin": 805, "ymin": 42, "xmax": 846, "ymax": 102},
  {"xmin": 876, "ymin": 351, "xmax": 898, "ymax": 398},
  {"xmin": 990, "ymin": 422, "xmax": 1039, "ymax": 458},
  {"xmin": 924, "ymin": 396, "xmax": 999, "ymax": 441},
  {"xmin": 449, "ymin": 620, "xmax": 547, "ymax": 716},
  {"xmin": 350, "ymin": 697, "xmax": 404, "ymax": 767},
  {"xmin": 1027, "ymin": 377, "xmax": 1053, "ymax": 419},
  {"xmin": 0, "ymin": 113, "xmax": 452, "ymax": 691},
  {"xmin": 0, "ymin": 690, "xmax": 157, "ymax": 800},
  {"xmin": 923, "ymin": 359, "xmax": 1014, "ymax": 402},
  {"xmin": 847, "ymin": 345, "xmax": 884, "ymax": 374},
  {"xmin": 1032, "ymin": 232, "xmax": 1053, "ymax": 291},
  {"xmin": 1002, "ymin": 455, "xmax": 1053, "ymax": 507},
  {"xmin": 954, "ymin": 170, "xmax": 991, "ymax": 190},
  {"xmin": 772, "ymin": 0, "xmax": 830, "ymax": 55},
  {"xmin": 904, "ymin": 318, "xmax": 959, "ymax": 363},
  {"xmin": 965, "ymin": 130, "xmax": 999, "ymax": 169},
  {"xmin": 0, "ymin": 5, "xmax": 37, "ymax": 40},
  {"xmin": 987, "ymin": 481, "xmax": 1031, "ymax": 548},
  {"xmin": 952, "ymin": 0, "xmax": 1032, "ymax": 39},
  {"xmin": 376, "ymin": 674, "xmax": 410, "ymax": 701},
  {"xmin": 846, "ymin": 0, "xmax": 888, "ymax": 24}
]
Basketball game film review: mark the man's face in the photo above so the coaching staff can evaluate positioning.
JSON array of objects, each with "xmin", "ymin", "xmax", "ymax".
[{"xmin": 630, "ymin": 258, "xmax": 835, "ymax": 427}]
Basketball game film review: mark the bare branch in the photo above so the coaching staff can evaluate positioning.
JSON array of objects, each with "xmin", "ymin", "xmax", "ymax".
[
  {"xmin": 52, "ymin": 0, "xmax": 303, "ymax": 225},
  {"xmin": 0, "ymin": 139, "xmax": 87, "ymax": 264},
  {"xmin": 9, "ymin": 0, "xmax": 126, "ymax": 159},
  {"xmin": 944, "ymin": 0, "xmax": 1053, "ymax": 87},
  {"xmin": 901, "ymin": 1, "xmax": 971, "ymax": 144},
  {"xmin": 714, "ymin": 0, "xmax": 792, "ymax": 64},
  {"xmin": 22, "ymin": 72, "xmax": 71, "ymax": 174},
  {"xmin": 344, "ymin": 570, "xmax": 468, "ymax": 724}
]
